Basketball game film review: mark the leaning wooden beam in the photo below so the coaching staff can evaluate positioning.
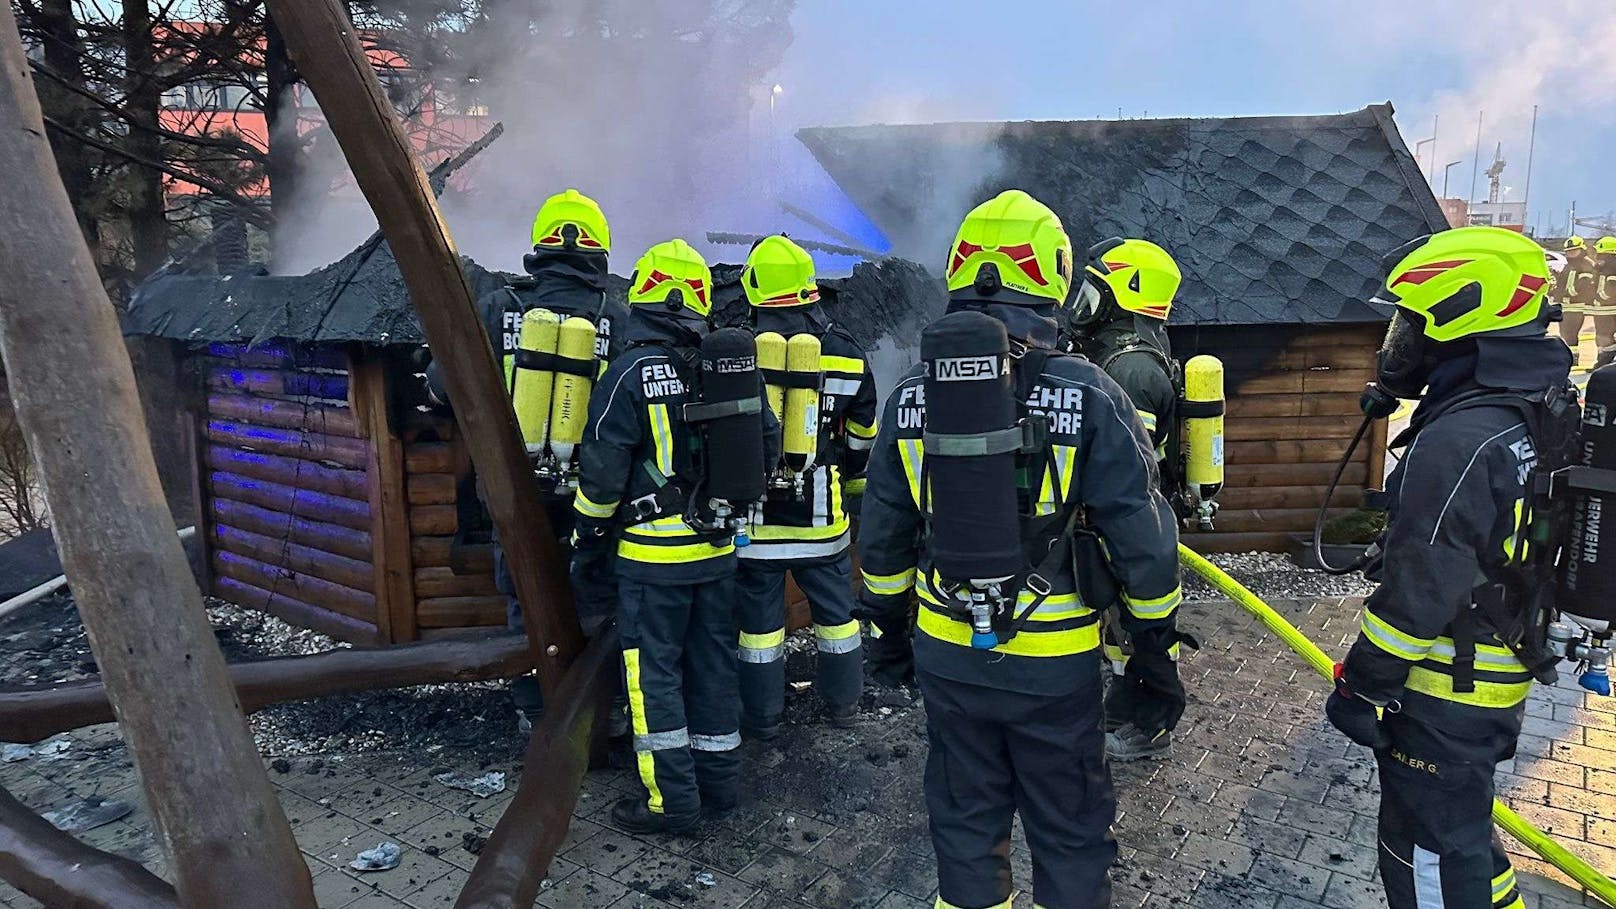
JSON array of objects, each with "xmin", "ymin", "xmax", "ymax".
[
  {"xmin": 454, "ymin": 624, "xmax": 620, "ymax": 909},
  {"xmin": 0, "ymin": 635, "xmax": 536, "ymax": 744},
  {"xmin": 0, "ymin": 10, "xmax": 316, "ymax": 906},
  {"xmin": 264, "ymin": 0, "xmax": 582, "ymax": 694},
  {"xmin": 0, "ymin": 784, "xmax": 178, "ymax": 909}
]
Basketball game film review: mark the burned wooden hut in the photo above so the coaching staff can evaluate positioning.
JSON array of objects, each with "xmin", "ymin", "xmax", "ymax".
[{"xmin": 798, "ymin": 103, "xmax": 1449, "ymax": 551}]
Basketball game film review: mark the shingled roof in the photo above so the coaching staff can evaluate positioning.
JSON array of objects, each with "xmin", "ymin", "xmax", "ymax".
[{"xmin": 797, "ymin": 103, "xmax": 1447, "ymax": 325}]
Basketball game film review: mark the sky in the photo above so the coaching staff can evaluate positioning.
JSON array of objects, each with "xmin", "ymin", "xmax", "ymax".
[{"xmin": 769, "ymin": 0, "xmax": 1616, "ymax": 238}]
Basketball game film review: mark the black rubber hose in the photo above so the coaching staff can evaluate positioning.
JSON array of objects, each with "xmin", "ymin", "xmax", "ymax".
[{"xmin": 1311, "ymin": 412, "xmax": 1377, "ymax": 576}]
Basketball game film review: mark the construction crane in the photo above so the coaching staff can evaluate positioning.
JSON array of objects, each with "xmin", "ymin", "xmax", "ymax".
[{"xmin": 1486, "ymin": 143, "xmax": 1507, "ymax": 204}]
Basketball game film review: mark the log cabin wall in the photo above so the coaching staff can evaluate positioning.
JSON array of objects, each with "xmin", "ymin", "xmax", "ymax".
[{"xmin": 1169, "ymin": 322, "xmax": 1389, "ymax": 553}]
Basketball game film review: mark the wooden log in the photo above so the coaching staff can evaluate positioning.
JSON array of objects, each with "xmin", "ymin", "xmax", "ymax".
[
  {"xmin": 1236, "ymin": 370, "xmax": 1376, "ymax": 396},
  {"xmin": 412, "ymin": 538, "xmax": 496, "ymax": 573},
  {"xmin": 454, "ymin": 626, "xmax": 619, "ymax": 909},
  {"xmin": 352, "ymin": 356, "xmax": 418, "ymax": 644},
  {"xmin": 1181, "ymin": 531, "xmax": 1295, "ymax": 555},
  {"xmin": 214, "ymin": 550, "xmax": 376, "ymax": 622},
  {"xmin": 1225, "ymin": 393, "xmax": 1365, "ymax": 418},
  {"xmin": 1212, "ymin": 345, "xmax": 1378, "ymax": 373},
  {"xmin": 0, "ymin": 785, "xmax": 177, "ymax": 908},
  {"xmin": 206, "ymin": 365, "xmax": 349, "ymax": 401},
  {"xmin": 410, "ymin": 504, "xmax": 459, "ymax": 536},
  {"xmin": 209, "ymin": 472, "xmax": 372, "ymax": 530},
  {"xmin": 414, "ymin": 567, "xmax": 501, "ymax": 599},
  {"xmin": 188, "ymin": 409, "xmax": 213, "ymax": 591},
  {"xmin": 405, "ymin": 442, "xmax": 456, "ymax": 474},
  {"xmin": 205, "ymin": 419, "xmax": 370, "ymax": 470},
  {"xmin": 1224, "ymin": 416, "xmax": 1365, "ymax": 442},
  {"xmin": 407, "ymin": 473, "xmax": 458, "ymax": 505},
  {"xmin": 208, "ymin": 393, "xmax": 359, "ymax": 437},
  {"xmin": 266, "ymin": 0, "xmax": 582, "ymax": 693},
  {"xmin": 1222, "ymin": 461, "xmax": 1369, "ymax": 488},
  {"xmin": 418, "ymin": 596, "xmax": 509, "ymax": 628},
  {"xmin": 1205, "ymin": 507, "xmax": 1355, "ymax": 534},
  {"xmin": 0, "ymin": 10, "xmax": 315, "ymax": 903},
  {"xmin": 205, "ymin": 444, "xmax": 369, "ymax": 500},
  {"xmin": 1226, "ymin": 439, "xmax": 1367, "ymax": 466},
  {"xmin": 213, "ymin": 577, "xmax": 379, "ymax": 646},
  {"xmin": 1216, "ymin": 484, "xmax": 1366, "ymax": 511},
  {"xmin": 0, "ymin": 635, "xmax": 535, "ymax": 744},
  {"xmin": 202, "ymin": 341, "xmax": 348, "ymax": 371},
  {"xmin": 211, "ymin": 498, "xmax": 373, "ymax": 562},
  {"xmin": 212, "ymin": 524, "xmax": 375, "ymax": 593},
  {"xmin": 1366, "ymin": 416, "xmax": 1390, "ymax": 491}
]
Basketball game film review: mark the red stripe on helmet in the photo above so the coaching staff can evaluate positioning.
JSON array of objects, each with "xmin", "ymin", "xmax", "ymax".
[
  {"xmin": 999, "ymin": 243, "xmax": 1046, "ymax": 285},
  {"xmin": 1499, "ymin": 276, "xmax": 1547, "ymax": 318},
  {"xmin": 1391, "ymin": 259, "xmax": 1471, "ymax": 288},
  {"xmin": 950, "ymin": 240, "xmax": 982, "ymax": 275}
]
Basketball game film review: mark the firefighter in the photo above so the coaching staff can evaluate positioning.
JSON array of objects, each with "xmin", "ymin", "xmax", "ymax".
[
  {"xmin": 735, "ymin": 236, "xmax": 879, "ymax": 734},
  {"xmin": 858, "ymin": 190, "xmax": 1186, "ymax": 908},
  {"xmin": 1326, "ymin": 225, "xmax": 1570, "ymax": 909},
  {"xmin": 1062, "ymin": 237, "xmax": 1186, "ymax": 761},
  {"xmin": 1557, "ymin": 236, "xmax": 1598, "ymax": 363},
  {"xmin": 425, "ymin": 188, "xmax": 627, "ymax": 732},
  {"xmin": 1594, "ymin": 236, "xmax": 1616, "ymax": 355},
  {"xmin": 571, "ymin": 239, "xmax": 779, "ymax": 834}
]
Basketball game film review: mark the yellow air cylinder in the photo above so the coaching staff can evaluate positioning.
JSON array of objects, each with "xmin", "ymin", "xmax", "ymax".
[
  {"xmin": 784, "ymin": 333, "xmax": 822, "ymax": 473},
  {"xmin": 548, "ymin": 316, "xmax": 597, "ymax": 468},
  {"xmin": 512, "ymin": 308, "xmax": 560, "ymax": 455},
  {"xmin": 756, "ymin": 331, "xmax": 787, "ymax": 421},
  {"xmin": 1183, "ymin": 354, "xmax": 1225, "ymax": 499}
]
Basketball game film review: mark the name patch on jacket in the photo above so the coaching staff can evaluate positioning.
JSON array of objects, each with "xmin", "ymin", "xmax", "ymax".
[
  {"xmin": 1510, "ymin": 436, "xmax": 1537, "ymax": 486},
  {"xmin": 595, "ymin": 317, "xmax": 612, "ymax": 360},
  {"xmin": 896, "ymin": 383, "xmax": 926, "ymax": 430},
  {"xmin": 640, "ymin": 362, "xmax": 687, "ymax": 398},
  {"xmin": 1025, "ymin": 386, "xmax": 1083, "ymax": 435}
]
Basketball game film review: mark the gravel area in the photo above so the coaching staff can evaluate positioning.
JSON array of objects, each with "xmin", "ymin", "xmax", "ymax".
[{"xmin": 1186, "ymin": 551, "xmax": 1379, "ymax": 603}]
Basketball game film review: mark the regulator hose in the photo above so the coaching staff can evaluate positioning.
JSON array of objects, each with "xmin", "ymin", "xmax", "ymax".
[
  {"xmin": 1311, "ymin": 412, "xmax": 1377, "ymax": 576},
  {"xmin": 1178, "ymin": 544, "xmax": 1616, "ymax": 907}
]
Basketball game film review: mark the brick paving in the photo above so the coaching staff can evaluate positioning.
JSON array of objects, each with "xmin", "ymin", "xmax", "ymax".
[{"xmin": 2, "ymin": 595, "xmax": 1613, "ymax": 908}]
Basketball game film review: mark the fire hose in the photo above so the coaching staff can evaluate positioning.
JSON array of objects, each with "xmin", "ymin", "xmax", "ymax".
[{"xmin": 1178, "ymin": 544, "xmax": 1616, "ymax": 907}]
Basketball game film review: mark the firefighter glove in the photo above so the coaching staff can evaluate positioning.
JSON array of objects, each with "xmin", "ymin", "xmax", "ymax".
[
  {"xmin": 1326, "ymin": 664, "xmax": 1392, "ymax": 750},
  {"xmin": 1120, "ymin": 648, "xmax": 1186, "ymax": 739}
]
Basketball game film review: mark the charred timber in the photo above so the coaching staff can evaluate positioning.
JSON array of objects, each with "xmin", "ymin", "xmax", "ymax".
[{"xmin": 0, "ymin": 785, "xmax": 177, "ymax": 909}]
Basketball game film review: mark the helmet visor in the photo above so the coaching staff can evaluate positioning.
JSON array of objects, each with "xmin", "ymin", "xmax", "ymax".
[
  {"xmin": 1069, "ymin": 278, "xmax": 1104, "ymax": 324},
  {"xmin": 1375, "ymin": 309, "xmax": 1434, "ymax": 399}
]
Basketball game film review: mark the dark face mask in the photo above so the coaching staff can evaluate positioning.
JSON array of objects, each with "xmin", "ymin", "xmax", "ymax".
[{"xmin": 1376, "ymin": 310, "xmax": 1439, "ymax": 399}]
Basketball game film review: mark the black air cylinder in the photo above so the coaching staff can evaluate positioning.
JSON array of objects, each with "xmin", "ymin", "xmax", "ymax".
[
  {"xmin": 698, "ymin": 327, "xmax": 768, "ymax": 504},
  {"xmin": 1560, "ymin": 363, "xmax": 1616, "ymax": 625},
  {"xmin": 922, "ymin": 310, "xmax": 1022, "ymax": 581}
]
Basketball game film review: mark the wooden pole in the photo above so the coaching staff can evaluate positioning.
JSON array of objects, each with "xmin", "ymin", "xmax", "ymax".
[
  {"xmin": 262, "ymin": 0, "xmax": 581, "ymax": 692},
  {"xmin": 454, "ymin": 624, "xmax": 620, "ymax": 909},
  {"xmin": 0, "ymin": 634, "xmax": 537, "ymax": 744},
  {"xmin": 0, "ymin": 8, "xmax": 316, "ymax": 907},
  {"xmin": 0, "ymin": 785, "xmax": 179, "ymax": 909}
]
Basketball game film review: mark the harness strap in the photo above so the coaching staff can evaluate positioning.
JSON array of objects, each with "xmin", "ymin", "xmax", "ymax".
[
  {"xmin": 760, "ymin": 367, "xmax": 821, "ymax": 389},
  {"xmin": 514, "ymin": 348, "xmax": 595, "ymax": 377},
  {"xmin": 924, "ymin": 419, "xmax": 1044, "ymax": 457},
  {"xmin": 684, "ymin": 397, "xmax": 761, "ymax": 423}
]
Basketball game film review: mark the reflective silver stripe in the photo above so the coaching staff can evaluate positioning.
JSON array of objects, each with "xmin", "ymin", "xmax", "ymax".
[
  {"xmin": 1413, "ymin": 844, "xmax": 1445, "ymax": 908},
  {"xmin": 738, "ymin": 644, "xmax": 785, "ymax": 663},
  {"xmin": 845, "ymin": 434, "xmax": 874, "ymax": 451},
  {"xmin": 689, "ymin": 731, "xmax": 741, "ymax": 752},
  {"xmin": 634, "ymin": 728, "xmax": 690, "ymax": 752},
  {"xmin": 824, "ymin": 378, "xmax": 861, "ymax": 397},
  {"xmin": 1427, "ymin": 640, "xmax": 1526, "ymax": 671},
  {"xmin": 736, "ymin": 533, "xmax": 851, "ymax": 560},
  {"xmin": 816, "ymin": 633, "xmax": 862, "ymax": 654},
  {"xmin": 812, "ymin": 468, "xmax": 830, "ymax": 527}
]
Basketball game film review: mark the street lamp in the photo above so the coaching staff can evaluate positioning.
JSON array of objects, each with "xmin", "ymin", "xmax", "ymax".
[
  {"xmin": 1442, "ymin": 160, "xmax": 1463, "ymax": 199},
  {"xmin": 768, "ymin": 85, "xmax": 784, "ymax": 199}
]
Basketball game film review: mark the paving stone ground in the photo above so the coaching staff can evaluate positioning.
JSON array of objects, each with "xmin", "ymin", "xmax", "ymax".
[{"xmin": 3, "ymin": 595, "xmax": 1613, "ymax": 908}]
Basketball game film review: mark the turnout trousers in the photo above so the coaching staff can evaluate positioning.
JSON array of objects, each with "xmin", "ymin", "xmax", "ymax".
[
  {"xmin": 618, "ymin": 576, "xmax": 742, "ymax": 817},
  {"xmin": 735, "ymin": 553, "xmax": 863, "ymax": 724},
  {"xmin": 1375, "ymin": 694, "xmax": 1526, "ymax": 909},
  {"xmin": 917, "ymin": 666, "xmax": 1117, "ymax": 909}
]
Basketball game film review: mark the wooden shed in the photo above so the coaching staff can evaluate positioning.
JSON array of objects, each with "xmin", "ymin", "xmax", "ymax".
[{"xmin": 797, "ymin": 103, "xmax": 1450, "ymax": 551}]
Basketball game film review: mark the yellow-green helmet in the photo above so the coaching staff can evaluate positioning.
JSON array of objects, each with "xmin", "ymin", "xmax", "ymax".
[
  {"xmin": 1564, "ymin": 235, "xmax": 1587, "ymax": 252},
  {"xmin": 531, "ymin": 189, "xmax": 610, "ymax": 254},
  {"xmin": 945, "ymin": 190, "xmax": 1073, "ymax": 305},
  {"xmin": 627, "ymin": 239, "xmax": 712, "ymax": 317},
  {"xmin": 743, "ymin": 235, "xmax": 820, "ymax": 308},
  {"xmin": 1376, "ymin": 226, "xmax": 1551, "ymax": 343},
  {"xmin": 1598, "ymin": 236, "xmax": 1616, "ymax": 255},
  {"xmin": 1078, "ymin": 237, "xmax": 1182, "ymax": 321}
]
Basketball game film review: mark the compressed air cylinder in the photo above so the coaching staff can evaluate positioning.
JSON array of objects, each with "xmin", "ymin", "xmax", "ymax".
[
  {"xmin": 700, "ymin": 328, "xmax": 768, "ymax": 505},
  {"xmin": 1183, "ymin": 354, "xmax": 1226, "ymax": 500},
  {"xmin": 921, "ymin": 310, "xmax": 1021, "ymax": 583},
  {"xmin": 512, "ymin": 308, "xmax": 560, "ymax": 455},
  {"xmin": 547, "ymin": 316, "xmax": 597, "ymax": 467},
  {"xmin": 784, "ymin": 333, "xmax": 822, "ymax": 473},
  {"xmin": 1559, "ymin": 363, "xmax": 1615, "ymax": 628},
  {"xmin": 756, "ymin": 331, "xmax": 787, "ymax": 422}
]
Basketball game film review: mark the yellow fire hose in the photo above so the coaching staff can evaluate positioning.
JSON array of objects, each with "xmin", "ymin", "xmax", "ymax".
[{"xmin": 1177, "ymin": 544, "xmax": 1616, "ymax": 907}]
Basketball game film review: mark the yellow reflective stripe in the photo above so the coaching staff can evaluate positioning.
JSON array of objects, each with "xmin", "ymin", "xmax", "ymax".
[
  {"xmin": 622, "ymin": 648, "xmax": 664, "ymax": 813},
  {"xmin": 934, "ymin": 898, "xmax": 1011, "ymax": 909},
  {"xmin": 650, "ymin": 403, "xmax": 674, "ymax": 475},
  {"xmin": 740, "ymin": 629, "xmax": 786, "ymax": 650},
  {"xmin": 846, "ymin": 417, "xmax": 877, "ymax": 439},
  {"xmin": 574, "ymin": 489, "xmax": 619, "ymax": 519},
  {"xmin": 1052, "ymin": 444, "xmax": 1077, "ymax": 503},
  {"xmin": 1405, "ymin": 667, "xmax": 1532, "ymax": 708},
  {"xmin": 625, "ymin": 515, "xmax": 697, "ymax": 537},
  {"xmin": 815, "ymin": 620, "xmax": 860, "ymax": 641},
  {"xmin": 917, "ymin": 607, "xmax": 1100, "ymax": 657},
  {"xmin": 1034, "ymin": 461, "xmax": 1058, "ymax": 517},
  {"xmin": 1124, "ymin": 586, "xmax": 1182, "ymax": 620},
  {"xmin": 1138, "ymin": 410, "xmax": 1158, "ymax": 432},
  {"xmin": 1361, "ymin": 609, "xmax": 1434, "ymax": 661},
  {"xmin": 898, "ymin": 437, "xmax": 924, "ymax": 507},
  {"xmin": 822, "ymin": 355, "xmax": 865, "ymax": 375},
  {"xmin": 617, "ymin": 537, "xmax": 735, "ymax": 564},
  {"xmin": 916, "ymin": 573, "xmax": 1085, "ymax": 618},
  {"xmin": 1423, "ymin": 638, "xmax": 1527, "ymax": 672},
  {"xmin": 750, "ymin": 518, "xmax": 851, "ymax": 542},
  {"xmin": 1492, "ymin": 868, "xmax": 1517, "ymax": 899},
  {"xmin": 864, "ymin": 567, "xmax": 916, "ymax": 596}
]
